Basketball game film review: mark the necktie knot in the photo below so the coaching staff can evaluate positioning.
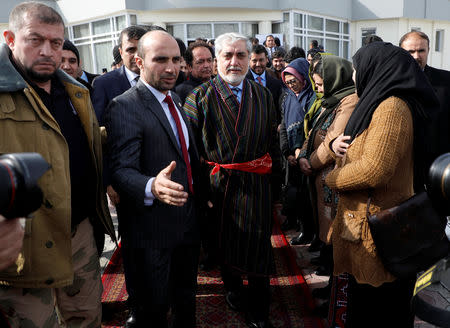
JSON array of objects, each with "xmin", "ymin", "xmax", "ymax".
[
  {"xmin": 256, "ymin": 76, "xmax": 263, "ymax": 85},
  {"xmin": 231, "ymin": 87, "xmax": 240, "ymax": 96},
  {"xmin": 164, "ymin": 94, "xmax": 174, "ymax": 106}
]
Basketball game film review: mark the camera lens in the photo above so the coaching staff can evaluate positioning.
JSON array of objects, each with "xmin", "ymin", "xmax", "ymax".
[{"xmin": 0, "ymin": 153, "xmax": 50, "ymax": 219}]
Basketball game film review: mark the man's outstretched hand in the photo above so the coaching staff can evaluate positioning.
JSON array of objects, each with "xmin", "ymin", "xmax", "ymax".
[{"xmin": 151, "ymin": 161, "xmax": 188, "ymax": 206}]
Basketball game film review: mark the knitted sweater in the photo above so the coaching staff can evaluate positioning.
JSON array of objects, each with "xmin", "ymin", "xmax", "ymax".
[{"xmin": 325, "ymin": 96, "xmax": 414, "ymax": 287}]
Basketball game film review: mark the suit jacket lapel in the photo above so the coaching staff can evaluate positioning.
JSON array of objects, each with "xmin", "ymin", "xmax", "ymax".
[
  {"xmin": 118, "ymin": 65, "xmax": 132, "ymax": 90},
  {"xmin": 135, "ymin": 81, "xmax": 183, "ymax": 158}
]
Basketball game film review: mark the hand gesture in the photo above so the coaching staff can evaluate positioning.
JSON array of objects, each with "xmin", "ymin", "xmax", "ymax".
[
  {"xmin": 0, "ymin": 216, "xmax": 24, "ymax": 271},
  {"xmin": 332, "ymin": 134, "xmax": 351, "ymax": 158},
  {"xmin": 151, "ymin": 161, "xmax": 188, "ymax": 206}
]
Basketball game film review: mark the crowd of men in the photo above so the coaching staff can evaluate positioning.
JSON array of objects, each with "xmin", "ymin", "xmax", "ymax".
[{"xmin": 0, "ymin": 1, "xmax": 449, "ymax": 328}]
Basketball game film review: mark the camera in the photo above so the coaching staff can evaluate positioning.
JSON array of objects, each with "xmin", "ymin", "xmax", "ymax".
[
  {"xmin": 412, "ymin": 152, "xmax": 450, "ymax": 328},
  {"xmin": 0, "ymin": 153, "xmax": 50, "ymax": 219}
]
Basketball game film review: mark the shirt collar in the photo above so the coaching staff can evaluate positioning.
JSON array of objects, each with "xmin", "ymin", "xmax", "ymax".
[
  {"xmin": 124, "ymin": 66, "xmax": 139, "ymax": 84},
  {"xmin": 141, "ymin": 79, "xmax": 173, "ymax": 105},
  {"xmin": 227, "ymin": 80, "xmax": 244, "ymax": 92},
  {"xmin": 250, "ymin": 69, "xmax": 266, "ymax": 81}
]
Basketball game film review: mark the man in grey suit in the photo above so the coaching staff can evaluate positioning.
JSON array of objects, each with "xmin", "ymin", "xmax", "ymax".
[{"xmin": 105, "ymin": 30, "xmax": 200, "ymax": 328}]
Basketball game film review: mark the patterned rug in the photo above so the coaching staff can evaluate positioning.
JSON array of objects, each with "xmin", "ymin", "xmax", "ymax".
[{"xmin": 101, "ymin": 218, "xmax": 324, "ymax": 328}]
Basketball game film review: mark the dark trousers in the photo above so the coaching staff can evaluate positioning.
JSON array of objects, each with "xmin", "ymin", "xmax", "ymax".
[
  {"xmin": 346, "ymin": 274, "xmax": 415, "ymax": 328},
  {"xmin": 221, "ymin": 264, "xmax": 271, "ymax": 321},
  {"xmin": 123, "ymin": 242, "xmax": 200, "ymax": 328}
]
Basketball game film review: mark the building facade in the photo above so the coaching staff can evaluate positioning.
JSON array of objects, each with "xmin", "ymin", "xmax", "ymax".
[{"xmin": 0, "ymin": 0, "xmax": 449, "ymax": 73}]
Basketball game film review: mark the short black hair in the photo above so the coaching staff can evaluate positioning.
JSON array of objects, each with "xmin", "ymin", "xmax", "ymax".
[
  {"xmin": 175, "ymin": 38, "xmax": 187, "ymax": 57},
  {"xmin": 310, "ymin": 40, "xmax": 319, "ymax": 48},
  {"xmin": 284, "ymin": 47, "xmax": 306, "ymax": 63},
  {"xmin": 363, "ymin": 34, "xmax": 383, "ymax": 46},
  {"xmin": 184, "ymin": 41, "xmax": 214, "ymax": 66},
  {"xmin": 307, "ymin": 47, "xmax": 321, "ymax": 58},
  {"xmin": 112, "ymin": 44, "xmax": 122, "ymax": 65},
  {"xmin": 272, "ymin": 49, "xmax": 286, "ymax": 59},
  {"xmin": 63, "ymin": 39, "xmax": 80, "ymax": 64},
  {"xmin": 119, "ymin": 25, "xmax": 148, "ymax": 48},
  {"xmin": 251, "ymin": 44, "xmax": 268, "ymax": 57}
]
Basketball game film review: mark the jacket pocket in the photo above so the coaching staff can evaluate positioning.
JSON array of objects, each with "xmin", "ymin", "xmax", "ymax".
[
  {"xmin": 340, "ymin": 210, "xmax": 377, "ymax": 257},
  {"xmin": 341, "ymin": 210, "xmax": 366, "ymax": 242},
  {"xmin": 0, "ymin": 94, "xmax": 36, "ymax": 121}
]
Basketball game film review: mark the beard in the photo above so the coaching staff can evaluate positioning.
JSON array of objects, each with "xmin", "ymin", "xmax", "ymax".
[
  {"xmin": 218, "ymin": 65, "xmax": 248, "ymax": 85},
  {"xmin": 24, "ymin": 59, "xmax": 58, "ymax": 83}
]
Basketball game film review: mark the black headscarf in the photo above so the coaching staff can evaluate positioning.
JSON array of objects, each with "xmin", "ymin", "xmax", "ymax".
[{"xmin": 344, "ymin": 42, "xmax": 439, "ymax": 190}]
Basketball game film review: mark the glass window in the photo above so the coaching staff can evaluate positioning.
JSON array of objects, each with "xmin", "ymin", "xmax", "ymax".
[
  {"xmin": 343, "ymin": 41, "xmax": 349, "ymax": 59},
  {"xmin": 326, "ymin": 39, "xmax": 339, "ymax": 56},
  {"xmin": 283, "ymin": 12, "xmax": 290, "ymax": 23},
  {"xmin": 77, "ymin": 44, "xmax": 93, "ymax": 73},
  {"xmin": 73, "ymin": 23, "xmax": 90, "ymax": 39},
  {"xmin": 214, "ymin": 23, "xmax": 238, "ymax": 37},
  {"xmin": 294, "ymin": 35, "xmax": 303, "ymax": 48},
  {"xmin": 130, "ymin": 15, "xmax": 137, "ymax": 26},
  {"xmin": 241, "ymin": 23, "xmax": 258, "ymax": 38},
  {"xmin": 94, "ymin": 41, "xmax": 112, "ymax": 74},
  {"xmin": 411, "ymin": 27, "xmax": 421, "ymax": 31},
  {"xmin": 64, "ymin": 27, "xmax": 69, "ymax": 39},
  {"xmin": 326, "ymin": 19, "xmax": 339, "ymax": 33},
  {"xmin": 170, "ymin": 24, "xmax": 185, "ymax": 40},
  {"xmin": 294, "ymin": 13, "xmax": 302, "ymax": 28},
  {"xmin": 187, "ymin": 24, "xmax": 212, "ymax": 39},
  {"xmin": 115, "ymin": 16, "xmax": 127, "ymax": 31},
  {"xmin": 92, "ymin": 19, "xmax": 111, "ymax": 35},
  {"xmin": 343, "ymin": 22, "xmax": 349, "ymax": 34},
  {"xmin": 435, "ymin": 30, "xmax": 444, "ymax": 52},
  {"xmin": 308, "ymin": 16, "xmax": 323, "ymax": 31}
]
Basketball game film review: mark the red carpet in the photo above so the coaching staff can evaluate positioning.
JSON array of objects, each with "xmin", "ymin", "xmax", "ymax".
[{"xmin": 101, "ymin": 218, "xmax": 324, "ymax": 328}]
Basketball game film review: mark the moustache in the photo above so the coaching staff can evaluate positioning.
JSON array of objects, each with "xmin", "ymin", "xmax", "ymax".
[
  {"xmin": 227, "ymin": 66, "xmax": 242, "ymax": 72},
  {"xmin": 33, "ymin": 58, "xmax": 56, "ymax": 67},
  {"xmin": 161, "ymin": 73, "xmax": 177, "ymax": 79}
]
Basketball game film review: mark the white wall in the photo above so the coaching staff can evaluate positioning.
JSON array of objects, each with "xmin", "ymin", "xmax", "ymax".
[
  {"xmin": 137, "ymin": 8, "xmax": 282, "ymax": 25},
  {"xmin": 56, "ymin": 0, "xmax": 127, "ymax": 24}
]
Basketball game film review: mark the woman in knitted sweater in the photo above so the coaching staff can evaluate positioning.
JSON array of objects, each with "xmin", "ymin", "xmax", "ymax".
[{"xmin": 325, "ymin": 42, "xmax": 438, "ymax": 327}]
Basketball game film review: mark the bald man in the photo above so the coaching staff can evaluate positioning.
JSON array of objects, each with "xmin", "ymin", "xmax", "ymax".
[
  {"xmin": 400, "ymin": 31, "xmax": 450, "ymax": 158},
  {"xmin": 105, "ymin": 30, "xmax": 201, "ymax": 327}
]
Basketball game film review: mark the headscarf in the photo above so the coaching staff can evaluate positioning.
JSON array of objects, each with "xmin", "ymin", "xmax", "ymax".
[
  {"xmin": 281, "ymin": 58, "xmax": 315, "ymax": 149},
  {"xmin": 304, "ymin": 52, "xmax": 333, "ymax": 135},
  {"xmin": 306, "ymin": 55, "xmax": 355, "ymax": 158},
  {"xmin": 344, "ymin": 41, "xmax": 439, "ymax": 189}
]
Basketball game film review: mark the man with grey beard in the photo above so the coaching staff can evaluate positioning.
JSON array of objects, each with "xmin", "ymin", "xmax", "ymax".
[{"xmin": 184, "ymin": 32, "xmax": 280, "ymax": 328}]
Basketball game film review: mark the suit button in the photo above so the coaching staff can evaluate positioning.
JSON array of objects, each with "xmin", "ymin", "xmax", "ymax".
[
  {"xmin": 45, "ymin": 241, "xmax": 53, "ymax": 248},
  {"xmin": 45, "ymin": 278, "xmax": 54, "ymax": 285},
  {"xmin": 75, "ymin": 92, "xmax": 82, "ymax": 98}
]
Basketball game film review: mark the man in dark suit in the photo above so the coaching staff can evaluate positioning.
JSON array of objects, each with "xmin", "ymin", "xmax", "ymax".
[
  {"xmin": 60, "ymin": 39, "xmax": 94, "ymax": 91},
  {"xmin": 400, "ymin": 31, "xmax": 450, "ymax": 159},
  {"xmin": 246, "ymin": 44, "xmax": 283, "ymax": 123},
  {"xmin": 91, "ymin": 25, "xmax": 148, "ymax": 125},
  {"xmin": 175, "ymin": 41, "xmax": 214, "ymax": 104},
  {"xmin": 90, "ymin": 25, "xmax": 148, "ymax": 327},
  {"xmin": 105, "ymin": 30, "xmax": 200, "ymax": 328}
]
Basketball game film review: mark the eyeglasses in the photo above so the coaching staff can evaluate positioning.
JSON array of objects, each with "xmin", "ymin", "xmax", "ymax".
[{"xmin": 284, "ymin": 79, "xmax": 299, "ymax": 86}]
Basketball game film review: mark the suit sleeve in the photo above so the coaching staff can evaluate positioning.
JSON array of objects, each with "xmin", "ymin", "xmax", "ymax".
[
  {"xmin": 104, "ymin": 97, "xmax": 150, "ymax": 206},
  {"xmin": 91, "ymin": 78, "xmax": 108, "ymax": 126}
]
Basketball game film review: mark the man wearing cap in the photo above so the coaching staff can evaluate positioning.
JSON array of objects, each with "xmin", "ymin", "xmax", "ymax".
[{"xmin": 60, "ymin": 39, "xmax": 94, "ymax": 91}]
